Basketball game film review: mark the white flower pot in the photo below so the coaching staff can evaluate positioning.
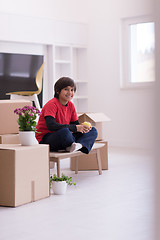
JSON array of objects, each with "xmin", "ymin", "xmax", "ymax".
[
  {"xmin": 19, "ymin": 131, "xmax": 38, "ymax": 146},
  {"xmin": 52, "ymin": 181, "xmax": 67, "ymax": 195}
]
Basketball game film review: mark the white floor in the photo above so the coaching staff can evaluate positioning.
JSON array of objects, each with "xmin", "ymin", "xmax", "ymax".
[{"xmin": 0, "ymin": 148, "xmax": 155, "ymax": 240}]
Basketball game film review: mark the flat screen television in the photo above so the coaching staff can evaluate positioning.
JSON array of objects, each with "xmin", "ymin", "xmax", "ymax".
[{"xmin": 0, "ymin": 52, "xmax": 43, "ymax": 107}]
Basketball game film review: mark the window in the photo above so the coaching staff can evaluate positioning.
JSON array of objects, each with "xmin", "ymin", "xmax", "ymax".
[{"xmin": 120, "ymin": 16, "xmax": 155, "ymax": 88}]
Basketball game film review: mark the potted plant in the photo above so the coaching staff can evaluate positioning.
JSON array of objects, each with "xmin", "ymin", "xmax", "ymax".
[
  {"xmin": 14, "ymin": 105, "xmax": 41, "ymax": 146},
  {"xmin": 50, "ymin": 173, "xmax": 76, "ymax": 195}
]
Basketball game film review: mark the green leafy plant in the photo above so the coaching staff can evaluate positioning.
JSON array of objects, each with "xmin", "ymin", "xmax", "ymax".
[
  {"xmin": 14, "ymin": 105, "xmax": 41, "ymax": 131},
  {"xmin": 50, "ymin": 173, "xmax": 76, "ymax": 186}
]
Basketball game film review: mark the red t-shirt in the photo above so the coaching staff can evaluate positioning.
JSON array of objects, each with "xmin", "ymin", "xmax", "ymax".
[{"xmin": 35, "ymin": 98, "xmax": 78, "ymax": 142}]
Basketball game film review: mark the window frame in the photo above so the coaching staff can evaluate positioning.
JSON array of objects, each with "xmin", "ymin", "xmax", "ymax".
[{"xmin": 120, "ymin": 15, "xmax": 155, "ymax": 89}]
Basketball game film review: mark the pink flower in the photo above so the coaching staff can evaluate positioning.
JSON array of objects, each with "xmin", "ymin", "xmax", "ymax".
[{"xmin": 14, "ymin": 105, "xmax": 40, "ymax": 131}]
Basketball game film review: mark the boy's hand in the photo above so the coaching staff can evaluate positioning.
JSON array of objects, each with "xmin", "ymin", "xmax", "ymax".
[{"xmin": 76, "ymin": 124, "xmax": 91, "ymax": 133}]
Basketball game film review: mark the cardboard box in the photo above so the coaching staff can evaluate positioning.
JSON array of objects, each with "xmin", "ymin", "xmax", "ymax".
[
  {"xmin": 70, "ymin": 141, "xmax": 108, "ymax": 171},
  {"xmin": 0, "ymin": 99, "xmax": 32, "ymax": 135},
  {"xmin": 77, "ymin": 113, "xmax": 111, "ymax": 140},
  {"xmin": 0, "ymin": 134, "xmax": 20, "ymax": 144},
  {"xmin": 0, "ymin": 144, "xmax": 50, "ymax": 207}
]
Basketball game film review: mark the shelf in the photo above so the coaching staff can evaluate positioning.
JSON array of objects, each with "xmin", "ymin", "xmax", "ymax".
[
  {"xmin": 73, "ymin": 98, "xmax": 88, "ymax": 112},
  {"xmin": 72, "ymin": 47, "xmax": 87, "ymax": 81},
  {"xmin": 75, "ymin": 80, "xmax": 88, "ymax": 83},
  {"xmin": 55, "ymin": 64, "xmax": 71, "ymax": 79},
  {"xmin": 55, "ymin": 60, "xmax": 71, "ymax": 64},
  {"xmin": 74, "ymin": 96, "xmax": 88, "ymax": 99},
  {"xmin": 55, "ymin": 46, "xmax": 71, "ymax": 62},
  {"xmin": 53, "ymin": 45, "xmax": 88, "ymax": 112}
]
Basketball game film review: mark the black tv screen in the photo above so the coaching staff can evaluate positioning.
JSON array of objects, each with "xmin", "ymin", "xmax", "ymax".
[{"xmin": 0, "ymin": 52, "xmax": 43, "ymax": 107}]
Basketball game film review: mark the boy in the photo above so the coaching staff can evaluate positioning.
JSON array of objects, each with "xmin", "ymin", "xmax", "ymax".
[{"xmin": 35, "ymin": 77, "xmax": 98, "ymax": 153}]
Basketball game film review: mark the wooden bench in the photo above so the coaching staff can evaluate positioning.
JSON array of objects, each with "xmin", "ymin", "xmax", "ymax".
[{"xmin": 49, "ymin": 142, "xmax": 105, "ymax": 177}]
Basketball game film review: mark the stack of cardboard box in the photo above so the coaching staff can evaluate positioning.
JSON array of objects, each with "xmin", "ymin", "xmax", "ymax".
[
  {"xmin": 0, "ymin": 144, "xmax": 50, "ymax": 207},
  {"xmin": 0, "ymin": 99, "xmax": 33, "ymax": 144},
  {"xmin": 0, "ymin": 100, "xmax": 50, "ymax": 207},
  {"xmin": 70, "ymin": 112, "xmax": 111, "ymax": 171}
]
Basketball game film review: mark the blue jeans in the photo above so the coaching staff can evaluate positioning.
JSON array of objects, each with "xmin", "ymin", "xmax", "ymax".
[{"xmin": 40, "ymin": 127, "xmax": 98, "ymax": 154}]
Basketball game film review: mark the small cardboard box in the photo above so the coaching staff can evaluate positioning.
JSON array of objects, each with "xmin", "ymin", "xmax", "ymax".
[
  {"xmin": 77, "ymin": 112, "xmax": 111, "ymax": 140},
  {"xmin": 0, "ymin": 144, "xmax": 50, "ymax": 207},
  {"xmin": 70, "ymin": 141, "xmax": 108, "ymax": 171},
  {"xmin": 0, "ymin": 134, "xmax": 20, "ymax": 144},
  {"xmin": 0, "ymin": 99, "xmax": 32, "ymax": 135}
]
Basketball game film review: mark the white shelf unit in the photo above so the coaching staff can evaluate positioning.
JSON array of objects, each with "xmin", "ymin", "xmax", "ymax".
[
  {"xmin": 53, "ymin": 45, "xmax": 88, "ymax": 112},
  {"xmin": 53, "ymin": 45, "xmax": 72, "ymax": 80}
]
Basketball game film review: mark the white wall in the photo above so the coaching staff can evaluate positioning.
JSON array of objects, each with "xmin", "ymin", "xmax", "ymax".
[
  {"xmin": 0, "ymin": 0, "xmax": 155, "ymax": 149},
  {"xmin": 0, "ymin": 0, "xmax": 88, "ymax": 22},
  {"xmin": 87, "ymin": 0, "xmax": 155, "ymax": 149},
  {"xmin": 155, "ymin": 0, "xmax": 160, "ymax": 238}
]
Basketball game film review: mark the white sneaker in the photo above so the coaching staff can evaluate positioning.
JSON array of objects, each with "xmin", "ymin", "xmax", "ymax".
[{"xmin": 66, "ymin": 142, "xmax": 82, "ymax": 152}]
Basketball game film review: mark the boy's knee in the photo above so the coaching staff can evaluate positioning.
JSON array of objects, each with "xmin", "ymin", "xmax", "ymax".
[
  {"xmin": 91, "ymin": 127, "xmax": 98, "ymax": 138},
  {"xmin": 59, "ymin": 128, "xmax": 74, "ymax": 145},
  {"xmin": 59, "ymin": 128, "xmax": 70, "ymax": 135},
  {"xmin": 59, "ymin": 128, "xmax": 72, "ymax": 140}
]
